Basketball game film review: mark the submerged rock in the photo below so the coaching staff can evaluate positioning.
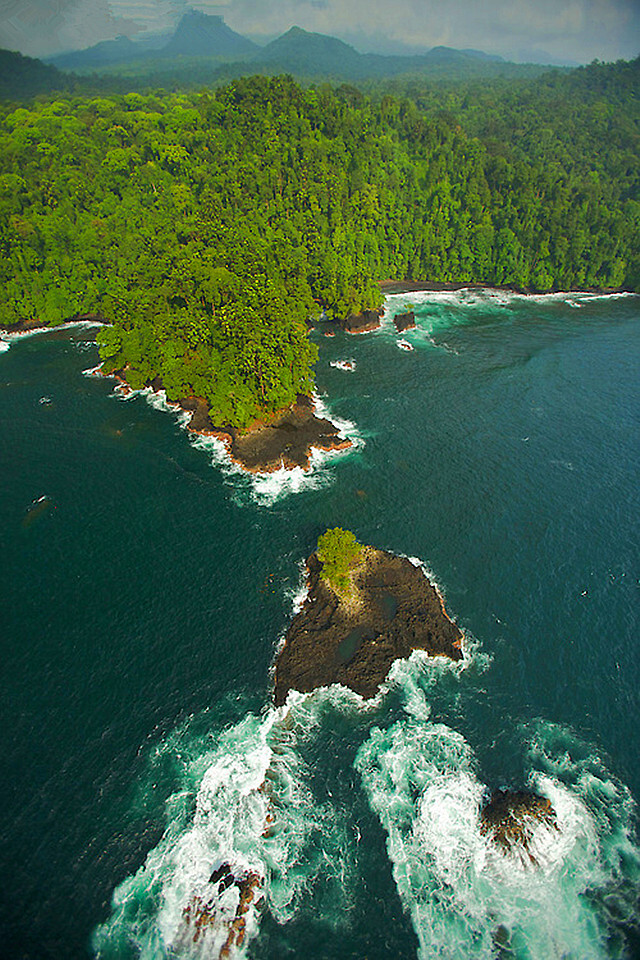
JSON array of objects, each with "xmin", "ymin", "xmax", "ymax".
[
  {"xmin": 273, "ymin": 547, "xmax": 463, "ymax": 705},
  {"xmin": 480, "ymin": 789, "xmax": 558, "ymax": 862},
  {"xmin": 180, "ymin": 866, "xmax": 263, "ymax": 957}
]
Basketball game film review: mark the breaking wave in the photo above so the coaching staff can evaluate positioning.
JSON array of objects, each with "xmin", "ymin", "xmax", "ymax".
[
  {"xmin": 87, "ymin": 372, "xmax": 361, "ymax": 506},
  {"xmin": 0, "ymin": 319, "xmax": 103, "ymax": 354},
  {"xmin": 355, "ymin": 701, "xmax": 640, "ymax": 960},
  {"xmin": 93, "ymin": 691, "xmax": 361, "ymax": 960},
  {"xmin": 329, "ymin": 359, "xmax": 357, "ymax": 371},
  {"xmin": 379, "ymin": 288, "xmax": 638, "ymax": 346}
]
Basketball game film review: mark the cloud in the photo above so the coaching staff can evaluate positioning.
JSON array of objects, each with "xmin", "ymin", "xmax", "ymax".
[
  {"xmin": 1, "ymin": 0, "xmax": 637, "ymax": 61},
  {"xmin": 0, "ymin": 0, "xmax": 151, "ymax": 56},
  {"xmin": 199, "ymin": 0, "xmax": 640, "ymax": 61}
]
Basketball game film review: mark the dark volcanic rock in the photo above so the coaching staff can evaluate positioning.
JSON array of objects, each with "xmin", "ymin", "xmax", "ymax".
[
  {"xmin": 176, "ymin": 393, "xmax": 350, "ymax": 473},
  {"xmin": 341, "ymin": 309, "xmax": 382, "ymax": 334},
  {"xmin": 480, "ymin": 789, "xmax": 558, "ymax": 861},
  {"xmin": 224, "ymin": 395, "xmax": 350, "ymax": 472},
  {"xmin": 274, "ymin": 549, "xmax": 463, "ymax": 705},
  {"xmin": 178, "ymin": 395, "xmax": 215, "ymax": 433},
  {"xmin": 393, "ymin": 311, "xmax": 416, "ymax": 332}
]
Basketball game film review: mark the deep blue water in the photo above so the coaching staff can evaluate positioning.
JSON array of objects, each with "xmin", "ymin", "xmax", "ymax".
[{"xmin": 1, "ymin": 290, "xmax": 639, "ymax": 959}]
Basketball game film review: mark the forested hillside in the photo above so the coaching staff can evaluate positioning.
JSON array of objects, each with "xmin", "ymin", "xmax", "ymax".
[
  {"xmin": 0, "ymin": 63, "xmax": 638, "ymax": 428},
  {"xmin": 0, "ymin": 49, "xmax": 70, "ymax": 100}
]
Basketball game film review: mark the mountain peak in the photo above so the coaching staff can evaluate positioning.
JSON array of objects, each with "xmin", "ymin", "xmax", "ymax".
[{"xmin": 162, "ymin": 11, "xmax": 257, "ymax": 58}]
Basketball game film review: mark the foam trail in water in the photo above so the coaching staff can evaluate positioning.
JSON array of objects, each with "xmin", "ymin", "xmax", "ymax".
[
  {"xmin": 93, "ymin": 693, "xmax": 357, "ymax": 960},
  {"xmin": 0, "ymin": 339, "xmax": 10, "ymax": 354},
  {"xmin": 356, "ymin": 713, "xmax": 640, "ymax": 960},
  {"xmin": 96, "ymin": 379, "xmax": 363, "ymax": 506}
]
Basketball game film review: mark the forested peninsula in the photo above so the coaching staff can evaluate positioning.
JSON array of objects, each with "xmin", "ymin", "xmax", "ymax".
[{"xmin": 1, "ymin": 59, "xmax": 638, "ymax": 434}]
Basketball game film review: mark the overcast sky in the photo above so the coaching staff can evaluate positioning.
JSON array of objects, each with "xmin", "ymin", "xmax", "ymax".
[{"xmin": 1, "ymin": 0, "xmax": 639, "ymax": 63}]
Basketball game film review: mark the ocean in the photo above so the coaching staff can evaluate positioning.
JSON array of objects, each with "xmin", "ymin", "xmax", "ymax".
[{"xmin": 1, "ymin": 289, "xmax": 638, "ymax": 959}]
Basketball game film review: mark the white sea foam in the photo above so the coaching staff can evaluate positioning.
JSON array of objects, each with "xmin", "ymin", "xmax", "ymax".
[
  {"xmin": 384, "ymin": 288, "xmax": 634, "ymax": 314},
  {"xmin": 93, "ymin": 694, "xmax": 358, "ymax": 960},
  {"xmin": 285, "ymin": 558, "xmax": 311, "ymax": 616},
  {"xmin": 356, "ymin": 714, "xmax": 640, "ymax": 960},
  {"xmin": 0, "ymin": 339, "xmax": 10, "ymax": 354},
  {"xmin": 82, "ymin": 363, "xmax": 104, "ymax": 378},
  {"xmin": 1, "ymin": 319, "xmax": 102, "ymax": 346},
  {"xmin": 93, "ymin": 378, "xmax": 362, "ymax": 506},
  {"xmin": 329, "ymin": 359, "xmax": 356, "ymax": 371}
]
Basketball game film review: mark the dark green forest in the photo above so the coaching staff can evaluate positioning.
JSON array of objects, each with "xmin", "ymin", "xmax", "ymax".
[{"xmin": 0, "ymin": 58, "xmax": 638, "ymax": 428}]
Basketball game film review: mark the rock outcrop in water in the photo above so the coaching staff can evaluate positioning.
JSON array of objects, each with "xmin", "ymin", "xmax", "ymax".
[
  {"xmin": 274, "ymin": 546, "xmax": 463, "ymax": 705},
  {"xmin": 341, "ymin": 309, "xmax": 383, "ymax": 334},
  {"xmin": 393, "ymin": 310, "xmax": 416, "ymax": 332},
  {"xmin": 480, "ymin": 789, "xmax": 558, "ymax": 863}
]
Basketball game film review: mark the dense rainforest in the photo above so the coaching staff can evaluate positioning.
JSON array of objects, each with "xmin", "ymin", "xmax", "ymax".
[{"xmin": 0, "ymin": 58, "xmax": 638, "ymax": 428}]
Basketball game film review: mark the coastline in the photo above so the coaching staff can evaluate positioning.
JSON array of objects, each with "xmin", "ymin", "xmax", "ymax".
[
  {"xmin": 1, "ymin": 317, "xmax": 355, "ymax": 478},
  {"xmin": 107, "ymin": 370, "xmax": 354, "ymax": 476},
  {"xmin": 0, "ymin": 317, "xmax": 106, "ymax": 341},
  {"xmin": 379, "ymin": 279, "xmax": 634, "ymax": 296}
]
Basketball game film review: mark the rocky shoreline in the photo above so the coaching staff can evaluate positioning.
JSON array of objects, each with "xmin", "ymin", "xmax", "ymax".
[
  {"xmin": 0, "ymin": 316, "xmax": 353, "ymax": 476},
  {"xmin": 273, "ymin": 547, "xmax": 463, "ymax": 706},
  {"xmin": 116, "ymin": 374, "xmax": 351, "ymax": 475},
  {"xmin": 0, "ymin": 313, "xmax": 108, "ymax": 336},
  {"xmin": 183, "ymin": 393, "xmax": 352, "ymax": 474}
]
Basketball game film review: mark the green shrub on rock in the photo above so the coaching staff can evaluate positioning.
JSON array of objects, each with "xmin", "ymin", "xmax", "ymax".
[{"xmin": 317, "ymin": 527, "xmax": 363, "ymax": 594}]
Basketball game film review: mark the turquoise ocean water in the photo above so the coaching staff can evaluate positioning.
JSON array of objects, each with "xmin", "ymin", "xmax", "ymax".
[{"xmin": 1, "ymin": 289, "xmax": 639, "ymax": 959}]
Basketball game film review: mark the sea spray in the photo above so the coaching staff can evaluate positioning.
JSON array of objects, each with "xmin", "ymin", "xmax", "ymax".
[
  {"xmin": 355, "ymin": 711, "xmax": 640, "ymax": 960},
  {"xmin": 93, "ymin": 693, "xmax": 360, "ymax": 960},
  {"xmin": 525, "ymin": 720, "xmax": 640, "ymax": 948}
]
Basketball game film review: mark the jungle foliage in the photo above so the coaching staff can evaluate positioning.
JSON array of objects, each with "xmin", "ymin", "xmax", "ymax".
[
  {"xmin": 0, "ymin": 61, "xmax": 638, "ymax": 427},
  {"xmin": 317, "ymin": 528, "xmax": 364, "ymax": 594}
]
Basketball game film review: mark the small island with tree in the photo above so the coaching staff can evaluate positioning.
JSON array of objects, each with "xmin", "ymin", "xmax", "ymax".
[{"xmin": 273, "ymin": 528, "xmax": 463, "ymax": 705}]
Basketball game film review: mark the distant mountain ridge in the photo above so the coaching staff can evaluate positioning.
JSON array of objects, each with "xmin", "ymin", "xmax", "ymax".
[
  {"xmin": 51, "ymin": 35, "xmax": 140, "ymax": 70},
  {"xmin": 45, "ymin": 10, "xmax": 526, "ymax": 81}
]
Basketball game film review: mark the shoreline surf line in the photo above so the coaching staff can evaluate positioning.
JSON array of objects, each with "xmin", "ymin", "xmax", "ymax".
[
  {"xmin": 379, "ymin": 279, "xmax": 637, "ymax": 297},
  {"xmin": 0, "ymin": 319, "xmax": 104, "ymax": 350},
  {"xmin": 88, "ymin": 364, "xmax": 359, "ymax": 480}
]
